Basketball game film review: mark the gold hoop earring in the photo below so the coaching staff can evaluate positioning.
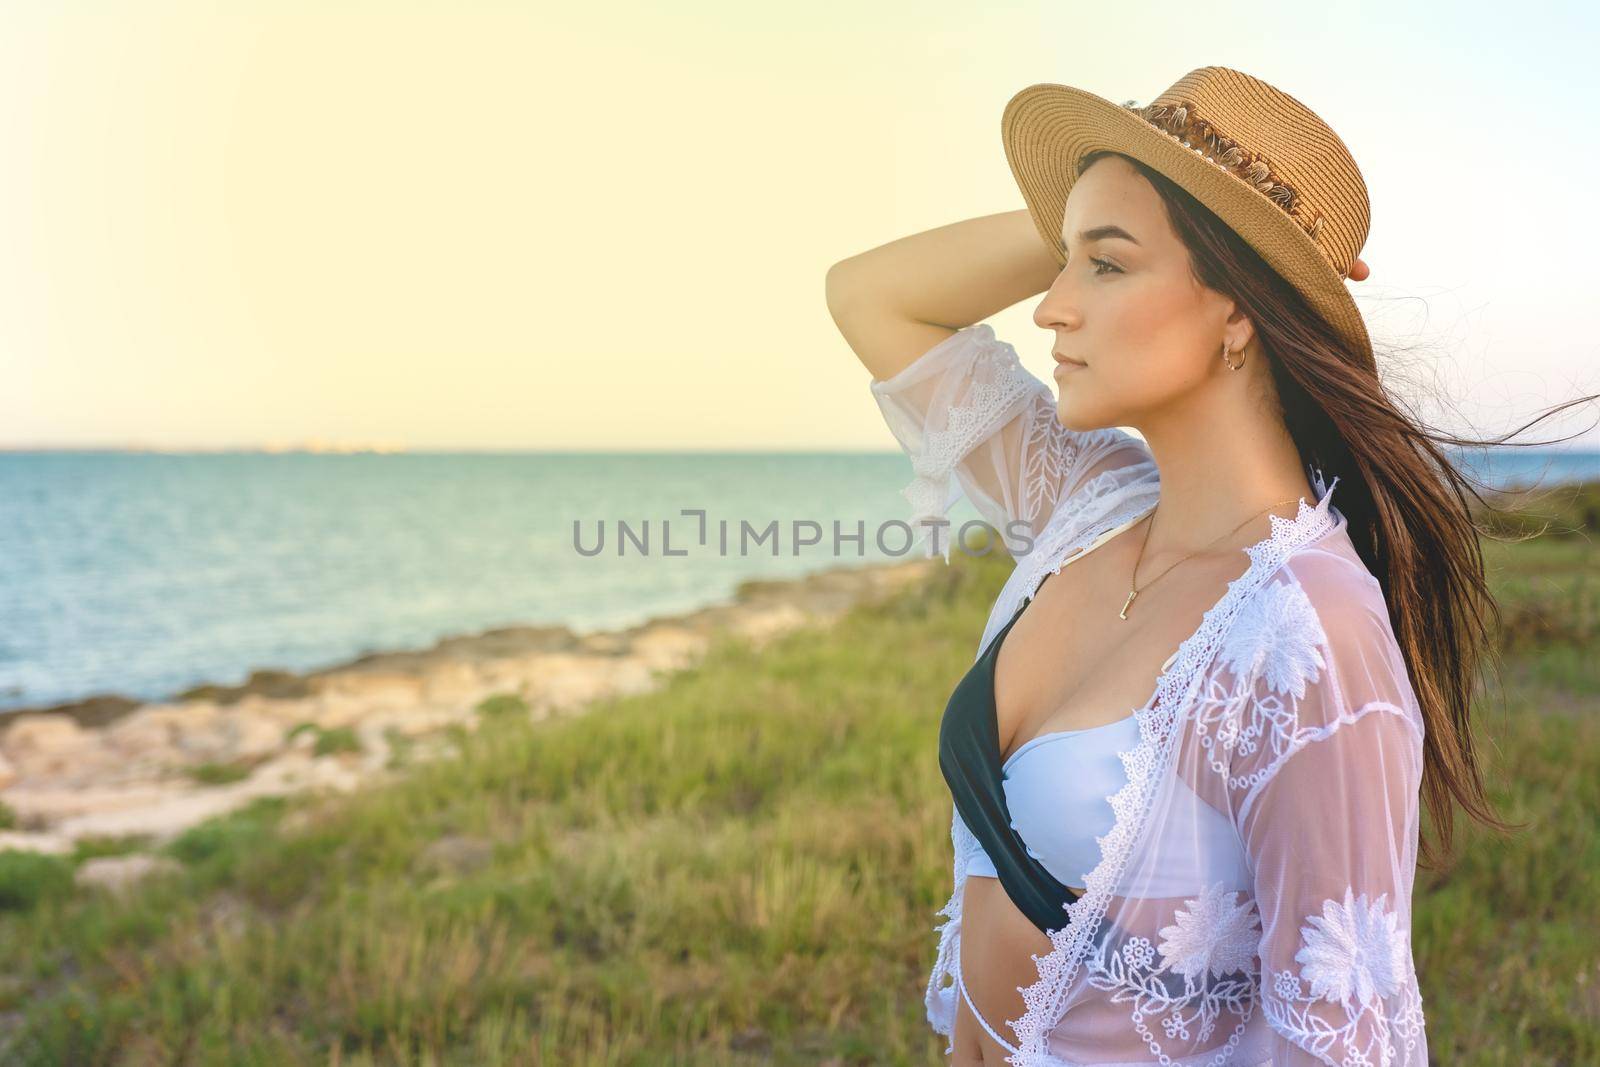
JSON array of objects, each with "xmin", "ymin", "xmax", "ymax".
[{"xmin": 1221, "ymin": 340, "xmax": 1245, "ymax": 371}]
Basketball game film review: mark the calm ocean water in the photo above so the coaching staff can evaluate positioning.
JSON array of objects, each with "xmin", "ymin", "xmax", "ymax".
[{"xmin": 2, "ymin": 447, "xmax": 1595, "ymax": 714}]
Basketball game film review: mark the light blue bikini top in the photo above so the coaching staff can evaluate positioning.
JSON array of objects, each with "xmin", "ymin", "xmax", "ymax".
[
  {"xmin": 965, "ymin": 669, "xmax": 1249, "ymax": 898},
  {"xmin": 963, "ymin": 679, "xmax": 1157, "ymax": 892},
  {"xmin": 963, "ymin": 516, "xmax": 1250, "ymax": 898}
]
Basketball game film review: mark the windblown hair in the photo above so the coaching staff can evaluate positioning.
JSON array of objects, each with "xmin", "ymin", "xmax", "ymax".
[{"xmin": 1078, "ymin": 150, "xmax": 1597, "ymax": 870}]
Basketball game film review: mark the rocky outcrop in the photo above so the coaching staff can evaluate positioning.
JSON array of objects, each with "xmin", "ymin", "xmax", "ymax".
[{"xmin": 0, "ymin": 560, "xmax": 933, "ymax": 854}]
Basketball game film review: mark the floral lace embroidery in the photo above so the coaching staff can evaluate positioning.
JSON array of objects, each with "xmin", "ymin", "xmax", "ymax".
[
  {"xmin": 1015, "ymin": 399, "xmax": 1132, "ymax": 532},
  {"xmin": 882, "ymin": 324, "xmax": 1156, "ymax": 562},
  {"xmin": 1082, "ymin": 882, "xmax": 1424, "ymax": 1067},
  {"xmin": 1003, "ymin": 479, "xmax": 1342, "ymax": 1066},
  {"xmin": 1262, "ymin": 888, "xmax": 1427, "ymax": 1066},
  {"xmin": 1297, "ymin": 889, "xmax": 1408, "ymax": 1005},
  {"xmin": 925, "ymin": 469, "xmax": 1425, "ymax": 1066},
  {"xmin": 1234, "ymin": 702, "xmax": 1417, "ymax": 827},
  {"xmin": 1218, "ymin": 579, "xmax": 1328, "ymax": 701},
  {"xmin": 898, "ymin": 339, "xmax": 1041, "ymax": 559},
  {"xmin": 1084, "ymin": 882, "xmax": 1261, "ymax": 1064},
  {"xmin": 1191, "ymin": 576, "xmax": 1332, "ymax": 793},
  {"xmin": 1159, "ymin": 883, "xmax": 1262, "ymax": 982}
]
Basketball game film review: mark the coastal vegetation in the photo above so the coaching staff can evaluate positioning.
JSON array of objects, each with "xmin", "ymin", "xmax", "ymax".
[{"xmin": 0, "ymin": 483, "xmax": 1594, "ymax": 1065}]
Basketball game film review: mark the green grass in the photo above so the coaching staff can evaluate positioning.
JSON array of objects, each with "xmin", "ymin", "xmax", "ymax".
[
  {"xmin": 0, "ymin": 485, "xmax": 1595, "ymax": 1065},
  {"xmin": 285, "ymin": 722, "xmax": 366, "ymax": 758},
  {"xmin": 474, "ymin": 693, "xmax": 531, "ymax": 721},
  {"xmin": 187, "ymin": 761, "xmax": 254, "ymax": 786}
]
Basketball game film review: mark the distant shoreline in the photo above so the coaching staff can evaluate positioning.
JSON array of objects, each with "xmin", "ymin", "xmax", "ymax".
[
  {"xmin": 5, "ymin": 471, "xmax": 1595, "ymax": 720},
  {"xmin": 0, "ymin": 556, "xmax": 937, "ymax": 853},
  {"xmin": 1, "ymin": 558, "xmax": 930, "ymax": 731}
]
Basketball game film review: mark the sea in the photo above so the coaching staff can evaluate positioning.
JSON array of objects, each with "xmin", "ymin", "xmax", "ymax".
[{"xmin": 2, "ymin": 447, "xmax": 1595, "ymax": 714}]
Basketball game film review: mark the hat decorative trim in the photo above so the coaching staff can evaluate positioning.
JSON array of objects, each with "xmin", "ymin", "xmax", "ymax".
[
  {"xmin": 1120, "ymin": 98, "xmax": 1328, "ymax": 245},
  {"xmin": 1001, "ymin": 67, "xmax": 1375, "ymax": 364}
]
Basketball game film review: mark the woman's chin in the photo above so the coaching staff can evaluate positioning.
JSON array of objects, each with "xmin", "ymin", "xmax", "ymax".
[{"xmin": 1054, "ymin": 400, "xmax": 1111, "ymax": 434}]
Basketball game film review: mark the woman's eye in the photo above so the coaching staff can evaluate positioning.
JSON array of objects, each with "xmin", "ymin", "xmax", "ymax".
[{"xmin": 1056, "ymin": 252, "xmax": 1122, "ymax": 276}]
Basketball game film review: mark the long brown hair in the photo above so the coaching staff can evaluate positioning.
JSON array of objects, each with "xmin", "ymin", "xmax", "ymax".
[{"xmin": 1081, "ymin": 150, "xmax": 1597, "ymax": 870}]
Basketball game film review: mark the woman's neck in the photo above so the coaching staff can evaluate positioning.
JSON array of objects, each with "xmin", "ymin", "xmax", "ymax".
[{"xmin": 1132, "ymin": 403, "xmax": 1305, "ymax": 566}]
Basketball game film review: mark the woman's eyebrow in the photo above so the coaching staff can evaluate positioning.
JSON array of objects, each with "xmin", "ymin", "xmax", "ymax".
[{"xmin": 1060, "ymin": 224, "xmax": 1142, "ymax": 250}]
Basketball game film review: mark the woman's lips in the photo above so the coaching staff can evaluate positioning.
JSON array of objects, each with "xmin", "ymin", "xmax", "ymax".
[{"xmin": 1053, "ymin": 357, "xmax": 1088, "ymax": 374}]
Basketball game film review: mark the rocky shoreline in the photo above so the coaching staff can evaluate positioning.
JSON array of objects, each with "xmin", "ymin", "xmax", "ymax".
[{"xmin": 0, "ymin": 558, "xmax": 935, "ymax": 869}]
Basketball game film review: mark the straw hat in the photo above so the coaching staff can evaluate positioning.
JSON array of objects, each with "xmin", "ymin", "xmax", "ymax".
[{"xmin": 1001, "ymin": 66, "xmax": 1373, "ymax": 368}]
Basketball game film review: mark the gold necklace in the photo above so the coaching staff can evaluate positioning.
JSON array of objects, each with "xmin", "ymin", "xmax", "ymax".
[{"xmin": 1119, "ymin": 497, "xmax": 1302, "ymax": 620}]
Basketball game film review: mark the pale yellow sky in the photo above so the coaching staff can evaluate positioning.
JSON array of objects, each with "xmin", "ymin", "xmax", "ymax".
[{"xmin": 4, "ymin": 2, "xmax": 1598, "ymax": 450}]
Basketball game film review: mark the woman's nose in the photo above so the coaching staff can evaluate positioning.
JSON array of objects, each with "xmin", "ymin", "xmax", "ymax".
[{"xmin": 1033, "ymin": 286, "xmax": 1082, "ymax": 332}]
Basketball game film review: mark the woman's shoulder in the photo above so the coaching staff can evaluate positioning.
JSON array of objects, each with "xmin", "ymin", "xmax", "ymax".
[
  {"xmin": 1276, "ymin": 528, "xmax": 1392, "ymax": 644},
  {"xmin": 1221, "ymin": 525, "xmax": 1423, "ymax": 729}
]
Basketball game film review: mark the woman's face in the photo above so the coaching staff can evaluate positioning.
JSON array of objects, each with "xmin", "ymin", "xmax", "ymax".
[{"xmin": 1033, "ymin": 153, "xmax": 1251, "ymax": 433}]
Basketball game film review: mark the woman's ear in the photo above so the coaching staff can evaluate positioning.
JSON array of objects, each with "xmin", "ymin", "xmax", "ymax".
[{"xmin": 1224, "ymin": 306, "xmax": 1257, "ymax": 355}]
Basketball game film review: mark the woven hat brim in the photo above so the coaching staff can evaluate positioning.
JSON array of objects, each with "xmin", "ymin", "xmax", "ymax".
[{"xmin": 1001, "ymin": 82, "xmax": 1373, "ymax": 367}]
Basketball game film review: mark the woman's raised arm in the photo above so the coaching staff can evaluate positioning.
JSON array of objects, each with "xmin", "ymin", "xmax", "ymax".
[
  {"xmin": 824, "ymin": 209, "xmax": 1058, "ymax": 382},
  {"xmin": 826, "ymin": 211, "xmax": 1153, "ymax": 560}
]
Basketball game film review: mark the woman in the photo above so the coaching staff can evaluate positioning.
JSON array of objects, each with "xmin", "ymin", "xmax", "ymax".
[{"xmin": 826, "ymin": 68, "xmax": 1578, "ymax": 1066}]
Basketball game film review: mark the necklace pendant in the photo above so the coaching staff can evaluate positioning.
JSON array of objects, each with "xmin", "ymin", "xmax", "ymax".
[{"xmin": 1120, "ymin": 589, "xmax": 1138, "ymax": 620}]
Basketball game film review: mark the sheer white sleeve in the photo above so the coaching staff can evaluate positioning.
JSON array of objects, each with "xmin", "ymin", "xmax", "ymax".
[
  {"xmin": 1222, "ymin": 551, "xmax": 1430, "ymax": 1065},
  {"xmin": 869, "ymin": 323, "xmax": 1151, "ymax": 561}
]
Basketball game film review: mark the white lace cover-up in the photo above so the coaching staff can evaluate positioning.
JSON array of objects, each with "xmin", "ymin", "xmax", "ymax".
[{"xmin": 871, "ymin": 325, "xmax": 1429, "ymax": 1067}]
